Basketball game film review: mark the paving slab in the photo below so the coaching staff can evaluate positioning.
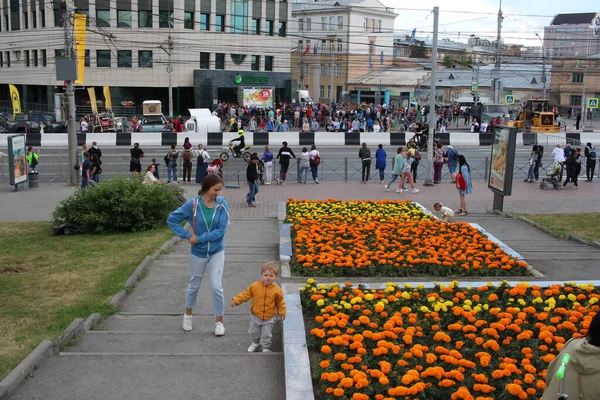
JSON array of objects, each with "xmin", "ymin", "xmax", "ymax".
[{"xmin": 8, "ymin": 355, "xmax": 285, "ymax": 400}]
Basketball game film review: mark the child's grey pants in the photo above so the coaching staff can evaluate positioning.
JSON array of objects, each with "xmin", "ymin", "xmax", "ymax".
[{"xmin": 249, "ymin": 314, "xmax": 276, "ymax": 349}]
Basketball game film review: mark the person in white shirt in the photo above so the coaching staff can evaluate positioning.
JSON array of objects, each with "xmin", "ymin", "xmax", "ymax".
[
  {"xmin": 433, "ymin": 202, "xmax": 454, "ymax": 222},
  {"xmin": 552, "ymin": 144, "xmax": 565, "ymax": 164},
  {"xmin": 143, "ymin": 164, "xmax": 164, "ymax": 184},
  {"xmin": 308, "ymin": 145, "xmax": 320, "ymax": 184},
  {"xmin": 80, "ymin": 119, "xmax": 89, "ymax": 133},
  {"xmin": 479, "ymin": 120, "xmax": 488, "ymax": 133}
]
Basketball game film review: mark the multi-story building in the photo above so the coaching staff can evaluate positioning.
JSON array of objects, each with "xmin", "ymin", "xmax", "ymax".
[
  {"xmin": 550, "ymin": 57, "xmax": 600, "ymax": 115},
  {"xmin": 543, "ymin": 12, "xmax": 600, "ymax": 58},
  {"xmin": 0, "ymin": 0, "xmax": 292, "ymax": 116},
  {"xmin": 290, "ymin": 0, "xmax": 396, "ymax": 104}
]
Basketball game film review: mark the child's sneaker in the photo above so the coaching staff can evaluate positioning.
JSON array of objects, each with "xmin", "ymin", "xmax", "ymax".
[
  {"xmin": 384, "ymin": 184, "xmax": 390, "ymax": 191},
  {"xmin": 214, "ymin": 322, "xmax": 225, "ymax": 336},
  {"xmin": 412, "ymin": 189, "xmax": 420, "ymax": 193},
  {"xmin": 396, "ymin": 188, "xmax": 405, "ymax": 193},
  {"xmin": 247, "ymin": 342, "xmax": 261, "ymax": 352},
  {"xmin": 262, "ymin": 349, "xmax": 272, "ymax": 353},
  {"xmin": 182, "ymin": 314, "xmax": 192, "ymax": 332}
]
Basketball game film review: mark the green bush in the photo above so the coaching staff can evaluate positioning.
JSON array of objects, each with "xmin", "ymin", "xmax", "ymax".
[{"xmin": 51, "ymin": 176, "xmax": 184, "ymax": 234}]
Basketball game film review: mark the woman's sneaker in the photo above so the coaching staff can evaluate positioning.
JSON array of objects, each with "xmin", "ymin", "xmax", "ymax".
[
  {"xmin": 247, "ymin": 342, "xmax": 261, "ymax": 352},
  {"xmin": 384, "ymin": 184, "xmax": 390, "ymax": 191},
  {"xmin": 182, "ymin": 314, "xmax": 192, "ymax": 332},
  {"xmin": 262, "ymin": 349, "xmax": 272, "ymax": 353},
  {"xmin": 214, "ymin": 322, "xmax": 225, "ymax": 336}
]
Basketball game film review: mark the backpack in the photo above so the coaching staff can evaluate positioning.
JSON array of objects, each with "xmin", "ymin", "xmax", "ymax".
[
  {"xmin": 590, "ymin": 148, "xmax": 597, "ymax": 159},
  {"xmin": 164, "ymin": 153, "xmax": 170, "ymax": 166},
  {"xmin": 450, "ymin": 149, "xmax": 459, "ymax": 161},
  {"xmin": 310, "ymin": 153, "xmax": 321, "ymax": 167},
  {"xmin": 183, "ymin": 151, "xmax": 192, "ymax": 162}
]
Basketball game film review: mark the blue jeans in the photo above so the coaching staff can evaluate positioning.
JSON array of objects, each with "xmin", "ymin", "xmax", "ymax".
[
  {"xmin": 387, "ymin": 174, "xmax": 399, "ymax": 186},
  {"xmin": 186, "ymin": 252, "xmax": 225, "ymax": 316},
  {"xmin": 378, "ymin": 168, "xmax": 385, "ymax": 181},
  {"xmin": 81, "ymin": 176, "xmax": 89, "ymax": 188},
  {"xmin": 300, "ymin": 167, "xmax": 309, "ymax": 183},
  {"xmin": 247, "ymin": 180, "xmax": 258, "ymax": 204},
  {"xmin": 92, "ymin": 174, "xmax": 100, "ymax": 183},
  {"xmin": 167, "ymin": 161, "xmax": 177, "ymax": 182},
  {"xmin": 310, "ymin": 165, "xmax": 318, "ymax": 181}
]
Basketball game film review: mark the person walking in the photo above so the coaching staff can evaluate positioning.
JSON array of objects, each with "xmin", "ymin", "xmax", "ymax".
[
  {"xmin": 552, "ymin": 144, "xmax": 566, "ymax": 181},
  {"xmin": 563, "ymin": 149, "xmax": 579, "ymax": 189},
  {"xmin": 194, "ymin": 144, "xmax": 209, "ymax": 184},
  {"xmin": 166, "ymin": 144, "xmax": 179, "ymax": 183},
  {"xmin": 359, "ymin": 143, "xmax": 372, "ymax": 183},
  {"xmin": 409, "ymin": 148, "xmax": 421, "ymax": 183},
  {"xmin": 375, "ymin": 144, "xmax": 387, "ymax": 184},
  {"xmin": 88, "ymin": 141, "xmax": 102, "ymax": 166},
  {"xmin": 167, "ymin": 174, "xmax": 230, "ymax": 336},
  {"xmin": 182, "ymin": 137, "xmax": 193, "ymax": 183},
  {"xmin": 246, "ymin": 155, "xmax": 260, "ymax": 207},
  {"xmin": 129, "ymin": 143, "xmax": 144, "ymax": 175},
  {"xmin": 384, "ymin": 147, "xmax": 404, "ymax": 191},
  {"xmin": 524, "ymin": 145, "xmax": 538, "ymax": 183},
  {"xmin": 585, "ymin": 142, "xmax": 597, "ymax": 182},
  {"xmin": 90, "ymin": 153, "xmax": 101, "ymax": 183},
  {"xmin": 81, "ymin": 152, "xmax": 92, "ymax": 188},
  {"xmin": 456, "ymin": 155, "xmax": 472, "ymax": 215},
  {"xmin": 276, "ymin": 141, "xmax": 295, "ymax": 185},
  {"xmin": 397, "ymin": 149, "xmax": 419, "ymax": 193},
  {"xmin": 576, "ymin": 110, "xmax": 582, "ymax": 130},
  {"xmin": 542, "ymin": 312, "xmax": 600, "ymax": 400},
  {"xmin": 262, "ymin": 146, "xmax": 274, "ymax": 184},
  {"xmin": 309, "ymin": 144, "xmax": 320, "ymax": 184},
  {"xmin": 534, "ymin": 145, "xmax": 544, "ymax": 182},
  {"xmin": 433, "ymin": 143, "xmax": 444, "ymax": 184},
  {"xmin": 299, "ymin": 147, "xmax": 310, "ymax": 184}
]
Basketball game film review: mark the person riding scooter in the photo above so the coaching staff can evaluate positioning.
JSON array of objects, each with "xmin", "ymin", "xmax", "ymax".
[{"xmin": 230, "ymin": 129, "xmax": 246, "ymax": 157}]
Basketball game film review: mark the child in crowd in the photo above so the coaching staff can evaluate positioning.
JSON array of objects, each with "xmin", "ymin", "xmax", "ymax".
[
  {"xmin": 231, "ymin": 262, "xmax": 286, "ymax": 353},
  {"xmin": 151, "ymin": 158, "xmax": 161, "ymax": 179},
  {"xmin": 433, "ymin": 202, "xmax": 454, "ymax": 222}
]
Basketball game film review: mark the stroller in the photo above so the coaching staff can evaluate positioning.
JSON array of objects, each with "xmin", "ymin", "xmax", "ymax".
[
  {"xmin": 207, "ymin": 159, "xmax": 224, "ymax": 179},
  {"xmin": 540, "ymin": 162, "xmax": 562, "ymax": 190}
]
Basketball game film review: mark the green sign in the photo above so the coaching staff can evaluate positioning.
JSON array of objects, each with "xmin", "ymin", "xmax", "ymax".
[
  {"xmin": 471, "ymin": 82, "xmax": 477, "ymax": 92},
  {"xmin": 588, "ymin": 98, "xmax": 599, "ymax": 109},
  {"xmin": 505, "ymin": 95, "xmax": 514, "ymax": 104},
  {"xmin": 233, "ymin": 75, "xmax": 270, "ymax": 85}
]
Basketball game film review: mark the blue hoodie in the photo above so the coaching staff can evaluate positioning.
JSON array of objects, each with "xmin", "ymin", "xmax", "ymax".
[{"xmin": 167, "ymin": 196, "xmax": 230, "ymax": 258}]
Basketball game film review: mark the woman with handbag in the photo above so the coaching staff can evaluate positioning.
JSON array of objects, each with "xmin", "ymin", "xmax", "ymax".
[
  {"xmin": 543, "ymin": 312, "xmax": 600, "ymax": 400},
  {"xmin": 456, "ymin": 155, "xmax": 472, "ymax": 216},
  {"xmin": 167, "ymin": 174, "xmax": 230, "ymax": 336}
]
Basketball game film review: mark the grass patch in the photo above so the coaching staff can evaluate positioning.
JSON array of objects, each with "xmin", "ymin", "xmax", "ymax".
[
  {"xmin": 0, "ymin": 222, "xmax": 174, "ymax": 380},
  {"xmin": 516, "ymin": 213, "xmax": 600, "ymax": 242}
]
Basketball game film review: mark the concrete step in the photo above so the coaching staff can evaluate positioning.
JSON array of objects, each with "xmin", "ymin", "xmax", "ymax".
[
  {"xmin": 9, "ymin": 354, "xmax": 285, "ymax": 400},
  {"xmin": 95, "ymin": 313, "xmax": 251, "ymax": 333}
]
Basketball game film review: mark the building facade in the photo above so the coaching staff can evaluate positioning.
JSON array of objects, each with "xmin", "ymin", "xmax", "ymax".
[
  {"xmin": 0, "ymin": 0, "xmax": 292, "ymax": 116},
  {"xmin": 290, "ymin": 0, "xmax": 396, "ymax": 104},
  {"xmin": 550, "ymin": 57, "xmax": 600, "ymax": 114},
  {"xmin": 543, "ymin": 12, "xmax": 600, "ymax": 59}
]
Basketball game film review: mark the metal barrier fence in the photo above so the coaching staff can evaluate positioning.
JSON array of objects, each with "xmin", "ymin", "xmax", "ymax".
[{"xmin": 1, "ymin": 153, "xmax": 598, "ymax": 185}]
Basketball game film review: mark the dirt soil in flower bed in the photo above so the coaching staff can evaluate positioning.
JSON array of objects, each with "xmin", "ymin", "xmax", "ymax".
[
  {"xmin": 301, "ymin": 279, "xmax": 599, "ymax": 400},
  {"xmin": 287, "ymin": 199, "xmax": 530, "ymax": 278}
]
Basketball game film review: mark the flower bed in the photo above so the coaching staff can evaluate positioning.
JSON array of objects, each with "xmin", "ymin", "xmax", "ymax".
[
  {"xmin": 302, "ymin": 279, "xmax": 599, "ymax": 400},
  {"xmin": 288, "ymin": 199, "xmax": 528, "ymax": 277}
]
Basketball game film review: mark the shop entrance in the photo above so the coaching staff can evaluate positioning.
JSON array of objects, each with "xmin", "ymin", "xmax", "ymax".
[{"xmin": 218, "ymin": 88, "xmax": 238, "ymax": 104}]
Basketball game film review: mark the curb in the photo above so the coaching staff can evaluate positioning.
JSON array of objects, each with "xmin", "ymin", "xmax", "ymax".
[{"xmin": 0, "ymin": 235, "xmax": 180, "ymax": 399}]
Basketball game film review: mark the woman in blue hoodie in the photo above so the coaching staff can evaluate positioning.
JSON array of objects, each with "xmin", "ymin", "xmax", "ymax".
[{"xmin": 167, "ymin": 174, "xmax": 230, "ymax": 336}]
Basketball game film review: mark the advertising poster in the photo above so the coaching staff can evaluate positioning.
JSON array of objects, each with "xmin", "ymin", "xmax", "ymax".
[
  {"xmin": 488, "ymin": 126, "xmax": 517, "ymax": 196},
  {"xmin": 8, "ymin": 134, "xmax": 28, "ymax": 186},
  {"xmin": 243, "ymin": 88, "xmax": 273, "ymax": 108}
]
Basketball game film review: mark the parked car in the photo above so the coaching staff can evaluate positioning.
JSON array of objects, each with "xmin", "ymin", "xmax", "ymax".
[
  {"xmin": 140, "ymin": 115, "xmax": 167, "ymax": 132},
  {"xmin": 15, "ymin": 113, "xmax": 57, "ymax": 124},
  {"xmin": 7, "ymin": 120, "xmax": 41, "ymax": 133}
]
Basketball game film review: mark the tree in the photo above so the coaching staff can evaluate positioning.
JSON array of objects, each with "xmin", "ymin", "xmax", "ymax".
[
  {"xmin": 458, "ymin": 55, "xmax": 473, "ymax": 67},
  {"xmin": 443, "ymin": 56, "xmax": 453, "ymax": 68},
  {"xmin": 410, "ymin": 43, "xmax": 427, "ymax": 58}
]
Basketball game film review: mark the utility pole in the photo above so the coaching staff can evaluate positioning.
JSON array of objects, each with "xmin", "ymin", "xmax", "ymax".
[
  {"xmin": 582, "ymin": 66, "xmax": 588, "ymax": 128},
  {"xmin": 424, "ymin": 6, "xmax": 439, "ymax": 187},
  {"xmin": 161, "ymin": 36, "xmax": 174, "ymax": 118},
  {"xmin": 535, "ymin": 33, "xmax": 547, "ymax": 99},
  {"xmin": 492, "ymin": 0, "xmax": 503, "ymax": 103},
  {"xmin": 63, "ymin": 0, "xmax": 78, "ymax": 186},
  {"xmin": 330, "ymin": 50, "xmax": 334, "ymax": 104}
]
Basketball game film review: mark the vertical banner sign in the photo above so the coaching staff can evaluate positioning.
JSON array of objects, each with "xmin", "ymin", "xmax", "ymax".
[
  {"xmin": 8, "ymin": 84, "xmax": 21, "ymax": 119},
  {"xmin": 73, "ymin": 14, "xmax": 87, "ymax": 85},
  {"xmin": 103, "ymin": 86, "xmax": 112, "ymax": 110},
  {"xmin": 7, "ymin": 134, "xmax": 28, "ymax": 186},
  {"xmin": 87, "ymin": 87, "xmax": 98, "ymax": 115}
]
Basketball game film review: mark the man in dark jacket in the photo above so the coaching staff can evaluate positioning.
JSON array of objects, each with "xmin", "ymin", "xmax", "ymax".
[
  {"xmin": 585, "ymin": 142, "xmax": 597, "ymax": 182},
  {"xmin": 359, "ymin": 143, "xmax": 372, "ymax": 183},
  {"xmin": 87, "ymin": 141, "xmax": 102, "ymax": 165},
  {"xmin": 276, "ymin": 141, "xmax": 296, "ymax": 185},
  {"xmin": 246, "ymin": 155, "xmax": 260, "ymax": 207}
]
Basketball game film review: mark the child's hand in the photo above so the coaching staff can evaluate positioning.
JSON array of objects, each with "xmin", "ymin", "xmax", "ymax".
[
  {"xmin": 279, "ymin": 314, "xmax": 286, "ymax": 321},
  {"xmin": 230, "ymin": 300, "xmax": 237, "ymax": 308}
]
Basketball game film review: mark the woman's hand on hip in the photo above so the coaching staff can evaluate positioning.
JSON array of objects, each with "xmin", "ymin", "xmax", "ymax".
[{"xmin": 189, "ymin": 235, "xmax": 198, "ymax": 245}]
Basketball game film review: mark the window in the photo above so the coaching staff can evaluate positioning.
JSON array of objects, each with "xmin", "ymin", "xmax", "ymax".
[
  {"xmin": 32, "ymin": 10, "xmax": 36, "ymax": 28},
  {"xmin": 328, "ymin": 40, "xmax": 333, "ymax": 53},
  {"xmin": 265, "ymin": 55, "xmax": 273, "ymax": 71},
  {"xmin": 0, "ymin": 52, "xmax": 3, "ymax": 67},
  {"xmin": 251, "ymin": 18, "xmax": 260, "ymax": 34},
  {"xmin": 200, "ymin": 52, "xmax": 210, "ymax": 69},
  {"xmin": 33, "ymin": 49, "xmax": 38, "ymax": 66},
  {"xmin": 118, "ymin": 11, "xmax": 131, "ymax": 27},
  {"xmin": 572, "ymin": 73, "xmax": 584, "ymax": 83},
  {"xmin": 306, "ymin": 18, "xmax": 311, "ymax": 31},
  {"xmin": 25, "ymin": 50, "xmax": 30, "ymax": 66},
  {"xmin": 84, "ymin": 49, "xmax": 90, "ymax": 67},
  {"xmin": 369, "ymin": 40, "xmax": 375, "ymax": 55},
  {"xmin": 377, "ymin": 19, "xmax": 381, "ymax": 32},
  {"xmin": 200, "ymin": 14, "xmax": 209, "ymax": 30},
  {"xmin": 364, "ymin": 18, "xmax": 368, "ymax": 31},
  {"xmin": 230, "ymin": 54, "xmax": 246, "ymax": 65},
  {"xmin": 184, "ymin": 12, "xmax": 194, "ymax": 29},
  {"xmin": 5, "ymin": 51, "xmax": 10, "ymax": 67},
  {"xmin": 336, "ymin": 63, "xmax": 342, "ymax": 76},
  {"xmin": 321, "ymin": 17, "xmax": 326, "ymax": 30},
  {"xmin": 251, "ymin": 55, "xmax": 260, "ymax": 71},
  {"xmin": 231, "ymin": 0, "xmax": 248, "ymax": 34},
  {"xmin": 327, "ymin": 85, "xmax": 331, "ymax": 98},
  {"xmin": 329, "ymin": 16, "xmax": 334, "ymax": 30},
  {"xmin": 299, "ymin": 18, "xmax": 303, "ymax": 31},
  {"xmin": 320, "ymin": 63, "xmax": 326, "ymax": 76},
  {"xmin": 96, "ymin": 10, "xmax": 110, "ymax": 27},
  {"xmin": 118, "ymin": 50, "xmax": 132, "ymax": 67},
  {"xmin": 570, "ymin": 95, "xmax": 582, "ymax": 106},
  {"xmin": 329, "ymin": 64, "xmax": 333, "ymax": 76},
  {"xmin": 338, "ymin": 16, "xmax": 343, "ymax": 30},
  {"xmin": 215, "ymin": 53, "xmax": 225, "ymax": 69},
  {"xmin": 139, "ymin": 50, "xmax": 153, "ymax": 67},
  {"xmin": 55, "ymin": 49, "xmax": 64, "ymax": 58},
  {"xmin": 138, "ymin": 10, "xmax": 152, "ymax": 27},
  {"xmin": 97, "ymin": 50, "xmax": 111, "ymax": 67},
  {"xmin": 41, "ymin": 49, "xmax": 46, "ymax": 66},
  {"xmin": 320, "ymin": 85, "xmax": 324, "ymax": 98},
  {"xmin": 23, "ymin": 11, "xmax": 28, "ymax": 29},
  {"xmin": 159, "ymin": 11, "xmax": 173, "ymax": 28},
  {"xmin": 337, "ymin": 39, "xmax": 343, "ymax": 52},
  {"xmin": 278, "ymin": 21, "xmax": 286, "ymax": 36},
  {"xmin": 266, "ymin": 20, "xmax": 273, "ymax": 35},
  {"xmin": 305, "ymin": 63, "xmax": 309, "ymax": 76},
  {"xmin": 215, "ymin": 15, "xmax": 225, "ymax": 32},
  {"xmin": 321, "ymin": 39, "xmax": 326, "ymax": 53},
  {"xmin": 40, "ymin": 8, "xmax": 45, "ymax": 27}
]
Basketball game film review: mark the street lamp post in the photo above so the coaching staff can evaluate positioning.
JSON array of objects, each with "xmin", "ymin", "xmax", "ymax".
[{"xmin": 535, "ymin": 33, "xmax": 547, "ymax": 99}]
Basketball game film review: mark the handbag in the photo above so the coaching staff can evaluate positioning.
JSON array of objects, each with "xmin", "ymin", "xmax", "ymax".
[{"xmin": 456, "ymin": 172, "xmax": 467, "ymax": 191}]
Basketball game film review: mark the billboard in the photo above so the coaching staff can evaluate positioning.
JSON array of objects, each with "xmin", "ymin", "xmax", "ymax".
[
  {"xmin": 7, "ymin": 134, "xmax": 28, "ymax": 186},
  {"xmin": 242, "ymin": 88, "xmax": 274, "ymax": 108},
  {"xmin": 488, "ymin": 126, "xmax": 517, "ymax": 196}
]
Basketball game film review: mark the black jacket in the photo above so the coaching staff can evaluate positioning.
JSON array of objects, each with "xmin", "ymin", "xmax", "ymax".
[
  {"xmin": 277, "ymin": 146, "xmax": 296, "ymax": 163},
  {"xmin": 246, "ymin": 162, "xmax": 258, "ymax": 182},
  {"xmin": 88, "ymin": 146, "xmax": 102, "ymax": 164}
]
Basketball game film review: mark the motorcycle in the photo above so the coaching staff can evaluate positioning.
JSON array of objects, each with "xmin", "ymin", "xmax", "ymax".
[
  {"xmin": 220, "ymin": 142, "xmax": 251, "ymax": 162},
  {"xmin": 406, "ymin": 124, "xmax": 439, "ymax": 151}
]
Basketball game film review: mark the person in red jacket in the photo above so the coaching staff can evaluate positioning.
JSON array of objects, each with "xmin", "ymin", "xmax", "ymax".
[{"xmin": 173, "ymin": 116, "xmax": 183, "ymax": 132}]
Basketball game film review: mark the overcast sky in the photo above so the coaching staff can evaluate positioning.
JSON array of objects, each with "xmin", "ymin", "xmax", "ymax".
[{"xmin": 381, "ymin": 0, "xmax": 598, "ymax": 46}]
